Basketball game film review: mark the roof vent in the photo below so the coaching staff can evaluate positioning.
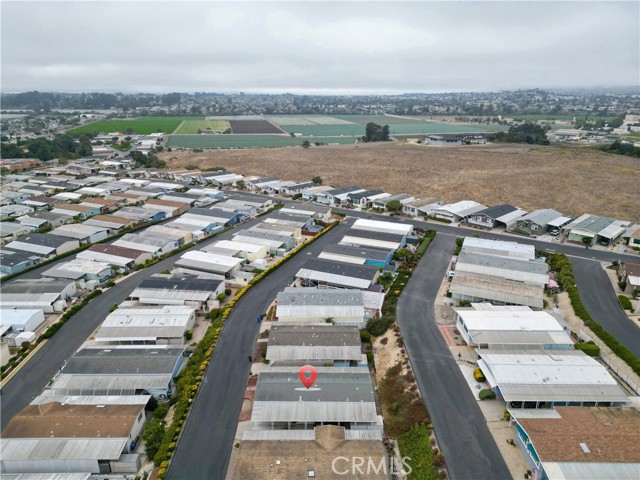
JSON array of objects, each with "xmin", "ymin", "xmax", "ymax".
[{"xmin": 579, "ymin": 442, "xmax": 590, "ymax": 454}]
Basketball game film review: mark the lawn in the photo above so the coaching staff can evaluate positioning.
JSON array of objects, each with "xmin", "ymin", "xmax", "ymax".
[
  {"xmin": 68, "ymin": 116, "xmax": 187, "ymax": 135},
  {"xmin": 166, "ymin": 134, "xmax": 357, "ymax": 149},
  {"xmin": 174, "ymin": 119, "xmax": 231, "ymax": 134}
]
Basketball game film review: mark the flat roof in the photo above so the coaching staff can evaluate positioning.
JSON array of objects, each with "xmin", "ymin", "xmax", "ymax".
[
  {"xmin": 266, "ymin": 325, "xmax": 361, "ymax": 362},
  {"xmin": 2, "ymin": 402, "xmax": 142, "ymax": 439},
  {"xmin": 61, "ymin": 346, "xmax": 184, "ymax": 375},
  {"xmin": 252, "ymin": 367, "xmax": 377, "ymax": 423},
  {"xmin": 474, "ymin": 204, "xmax": 518, "ymax": 220},
  {"xmin": 450, "ymin": 271, "xmax": 544, "ymax": 308},
  {"xmin": 320, "ymin": 243, "xmax": 391, "ymax": 262},
  {"xmin": 1, "ymin": 278, "xmax": 73, "ymax": 295},
  {"xmin": 514, "ymin": 407, "xmax": 640, "ymax": 463},
  {"xmin": 0, "ymin": 438, "xmax": 127, "ymax": 462},
  {"xmin": 462, "ymin": 237, "xmax": 535, "ymax": 259},
  {"xmin": 518, "ymin": 208, "xmax": 564, "ymax": 226},
  {"xmin": 437, "ymin": 200, "xmax": 487, "ymax": 216},
  {"xmin": 228, "ymin": 425, "xmax": 387, "ymax": 480},
  {"xmin": 477, "ymin": 350, "xmax": 629, "ymax": 403},
  {"xmin": 296, "ymin": 259, "xmax": 378, "ymax": 288},
  {"xmin": 179, "ymin": 250, "xmax": 242, "ymax": 267},
  {"xmin": 351, "ymin": 218, "xmax": 412, "ymax": 236},
  {"xmin": 84, "ymin": 243, "xmax": 147, "ymax": 259},
  {"xmin": 211, "ymin": 239, "xmax": 267, "ymax": 253},
  {"xmin": 43, "ymin": 259, "xmax": 111, "ymax": 279}
]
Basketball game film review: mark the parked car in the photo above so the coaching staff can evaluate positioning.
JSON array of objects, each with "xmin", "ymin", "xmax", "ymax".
[{"xmin": 549, "ymin": 228, "xmax": 561, "ymax": 236}]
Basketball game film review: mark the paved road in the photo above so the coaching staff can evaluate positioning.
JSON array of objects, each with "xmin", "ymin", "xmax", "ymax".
[
  {"xmin": 0, "ymin": 215, "xmax": 270, "ymax": 429},
  {"xmin": 570, "ymin": 257, "xmax": 640, "ymax": 357},
  {"xmin": 397, "ymin": 233, "xmax": 512, "ymax": 480},
  {"xmin": 167, "ymin": 220, "xmax": 354, "ymax": 480}
]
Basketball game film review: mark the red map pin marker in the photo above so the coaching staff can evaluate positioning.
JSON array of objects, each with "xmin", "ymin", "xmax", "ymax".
[{"xmin": 298, "ymin": 365, "xmax": 318, "ymax": 389}]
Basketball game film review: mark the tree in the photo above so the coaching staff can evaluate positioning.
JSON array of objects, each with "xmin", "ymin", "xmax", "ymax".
[
  {"xmin": 582, "ymin": 237, "xmax": 592, "ymax": 246},
  {"xmin": 491, "ymin": 122, "xmax": 549, "ymax": 145},
  {"xmin": 301, "ymin": 140, "xmax": 310, "ymax": 148},
  {"xmin": 386, "ymin": 200, "xmax": 402, "ymax": 212},
  {"xmin": 394, "ymin": 248, "xmax": 412, "ymax": 260},
  {"xmin": 236, "ymin": 179, "xmax": 246, "ymax": 190},
  {"xmin": 363, "ymin": 122, "xmax": 390, "ymax": 142},
  {"xmin": 311, "ymin": 176, "xmax": 323, "ymax": 185},
  {"xmin": 1, "ymin": 142, "xmax": 25, "ymax": 158}
]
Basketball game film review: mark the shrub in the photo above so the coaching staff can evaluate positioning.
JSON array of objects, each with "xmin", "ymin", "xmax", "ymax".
[
  {"xmin": 473, "ymin": 368, "xmax": 486, "ymax": 382},
  {"xmin": 185, "ymin": 330, "xmax": 193, "ymax": 340},
  {"xmin": 576, "ymin": 341, "xmax": 600, "ymax": 357},
  {"xmin": 397, "ymin": 424, "xmax": 440, "ymax": 480},
  {"xmin": 618, "ymin": 280, "xmax": 627, "ymax": 291},
  {"xmin": 366, "ymin": 316, "xmax": 394, "ymax": 337},
  {"xmin": 479, "ymin": 389, "xmax": 496, "ymax": 400},
  {"xmin": 225, "ymin": 288, "xmax": 232, "ymax": 296},
  {"xmin": 618, "ymin": 295, "xmax": 633, "ymax": 311},
  {"xmin": 359, "ymin": 329, "xmax": 372, "ymax": 344},
  {"xmin": 216, "ymin": 293, "xmax": 226, "ymax": 302}
]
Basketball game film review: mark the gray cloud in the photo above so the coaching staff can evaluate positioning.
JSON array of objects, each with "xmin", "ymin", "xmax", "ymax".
[{"xmin": 2, "ymin": 1, "xmax": 638, "ymax": 93}]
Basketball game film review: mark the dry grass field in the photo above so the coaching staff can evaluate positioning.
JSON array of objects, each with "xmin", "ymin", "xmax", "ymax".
[{"xmin": 160, "ymin": 142, "xmax": 640, "ymax": 222}]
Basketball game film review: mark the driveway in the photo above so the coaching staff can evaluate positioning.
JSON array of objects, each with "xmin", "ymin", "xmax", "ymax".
[{"xmin": 396, "ymin": 233, "xmax": 511, "ymax": 480}]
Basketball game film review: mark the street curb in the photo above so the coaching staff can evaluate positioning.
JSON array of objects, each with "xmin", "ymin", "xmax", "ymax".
[{"xmin": 0, "ymin": 340, "xmax": 48, "ymax": 388}]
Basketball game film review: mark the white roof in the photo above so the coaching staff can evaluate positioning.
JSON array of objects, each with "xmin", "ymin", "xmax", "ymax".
[
  {"xmin": 145, "ymin": 225, "xmax": 191, "ymax": 241},
  {"xmin": 0, "ymin": 309, "xmax": 43, "ymax": 327},
  {"xmin": 233, "ymin": 234, "xmax": 284, "ymax": 249},
  {"xmin": 456, "ymin": 310, "xmax": 565, "ymax": 332},
  {"xmin": 599, "ymin": 220, "xmax": 629, "ymax": 239},
  {"xmin": 351, "ymin": 218, "xmax": 412, "ymax": 236},
  {"xmin": 96, "ymin": 306, "xmax": 195, "ymax": 341},
  {"xmin": 339, "ymin": 235, "xmax": 401, "ymax": 250},
  {"xmin": 210, "ymin": 239, "xmax": 266, "ymax": 254},
  {"xmin": 437, "ymin": 200, "xmax": 487, "ymax": 216},
  {"xmin": 51, "ymin": 224, "xmax": 109, "ymax": 239},
  {"xmin": 542, "ymin": 462, "xmax": 640, "ymax": 480},
  {"xmin": 477, "ymin": 350, "xmax": 628, "ymax": 403},
  {"xmin": 277, "ymin": 304, "xmax": 365, "ymax": 319},
  {"xmin": 76, "ymin": 250, "xmax": 137, "ymax": 267},
  {"xmin": 496, "ymin": 208, "xmax": 527, "ymax": 224},
  {"xmin": 166, "ymin": 217, "xmax": 217, "ymax": 228},
  {"xmin": 43, "ymin": 259, "xmax": 111, "ymax": 279},
  {"xmin": 31, "ymin": 393, "xmax": 151, "ymax": 406},
  {"xmin": 462, "ymin": 236, "xmax": 535, "ymax": 260},
  {"xmin": 547, "ymin": 216, "xmax": 573, "ymax": 228},
  {"xmin": 0, "ymin": 437, "xmax": 127, "ymax": 461},
  {"xmin": 179, "ymin": 250, "xmax": 242, "ymax": 267},
  {"xmin": 52, "ymin": 192, "xmax": 83, "ymax": 200},
  {"xmin": 295, "ymin": 268, "xmax": 372, "ymax": 289},
  {"xmin": 3, "ymin": 241, "xmax": 54, "ymax": 256}
]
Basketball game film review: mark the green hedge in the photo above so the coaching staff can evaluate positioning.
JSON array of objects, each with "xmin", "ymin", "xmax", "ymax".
[
  {"xmin": 618, "ymin": 295, "xmax": 633, "ymax": 311},
  {"xmin": 549, "ymin": 253, "xmax": 640, "ymax": 376},
  {"xmin": 575, "ymin": 341, "xmax": 601, "ymax": 357},
  {"xmin": 479, "ymin": 389, "xmax": 496, "ymax": 400},
  {"xmin": 397, "ymin": 424, "xmax": 441, "ymax": 480}
]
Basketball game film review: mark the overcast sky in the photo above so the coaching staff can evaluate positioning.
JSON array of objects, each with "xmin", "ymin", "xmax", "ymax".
[{"xmin": 2, "ymin": 1, "xmax": 638, "ymax": 94}]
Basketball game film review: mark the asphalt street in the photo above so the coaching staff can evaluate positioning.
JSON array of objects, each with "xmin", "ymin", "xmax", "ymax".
[
  {"xmin": 397, "ymin": 233, "xmax": 512, "ymax": 480},
  {"xmin": 167, "ymin": 219, "xmax": 354, "ymax": 480},
  {"xmin": 570, "ymin": 257, "xmax": 640, "ymax": 357},
  {"xmin": 0, "ymin": 214, "xmax": 272, "ymax": 429}
]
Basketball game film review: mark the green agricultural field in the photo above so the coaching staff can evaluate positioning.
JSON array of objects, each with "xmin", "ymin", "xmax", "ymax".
[
  {"xmin": 175, "ymin": 119, "xmax": 231, "ymax": 134},
  {"xmin": 67, "ymin": 116, "xmax": 187, "ymax": 135},
  {"xmin": 267, "ymin": 115, "xmax": 355, "ymax": 126},
  {"xmin": 510, "ymin": 114, "xmax": 620, "ymax": 122},
  {"xmin": 166, "ymin": 134, "xmax": 357, "ymax": 149},
  {"xmin": 333, "ymin": 114, "xmax": 423, "ymax": 125},
  {"xmin": 278, "ymin": 124, "xmax": 365, "ymax": 136}
]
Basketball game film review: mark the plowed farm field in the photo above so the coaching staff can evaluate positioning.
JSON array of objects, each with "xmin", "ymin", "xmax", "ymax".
[
  {"xmin": 228, "ymin": 120, "xmax": 283, "ymax": 134},
  {"xmin": 160, "ymin": 142, "xmax": 640, "ymax": 222}
]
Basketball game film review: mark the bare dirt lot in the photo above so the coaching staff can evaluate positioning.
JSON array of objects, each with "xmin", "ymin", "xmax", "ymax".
[
  {"xmin": 229, "ymin": 119, "xmax": 283, "ymax": 134},
  {"xmin": 160, "ymin": 142, "xmax": 640, "ymax": 221}
]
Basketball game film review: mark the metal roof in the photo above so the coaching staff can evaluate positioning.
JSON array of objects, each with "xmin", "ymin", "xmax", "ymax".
[
  {"xmin": 477, "ymin": 350, "xmax": 629, "ymax": 403},
  {"xmin": 450, "ymin": 271, "xmax": 544, "ymax": 309},
  {"xmin": 436, "ymin": 200, "xmax": 487, "ymax": 216},
  {"xmin": 565, "ymin": 214, "xmax": 615, "ymax": 235},
  {"xmin": 473, "ymin": 204, "xmax": 518, "ymax": 220},
  {"xmin": 320, "ymin": 243, "xmax": 391, "ymax": 263},
  {"xmin": 1, "ymin": 279, "xmax": 74, "ymax": 295},
  {"xmin": 43, "ymin": 259, "xmax": 111, "ymax": 280},
  {"xmin": 0, "ymin": 438, "xmax": 127, "ymax": 461},
  {"xmin": 96, "ymin": 306, "xmax": 195, "ymax": 340},
  {"xmin": 462, "ymin": 237, "xmax": 535, "ymax": 260},
  {"xmin": 266, "ymin": 325, "xmax": 361, "ymax": 361},
  {"xmin": 518, "ymin": 208, "xmax": 564, "ymax": 226},
  {"xmin": 456, "ymin": 251, "xmax": 549, "ymax": 285},
  {"xmin": 31, "ymin": 394, "xmax": 151, "ymax": 406},
  {"xmin": 135, "ymin": 273, "xmax": 222, "ymax": 293},
  {"xmin": 252, "ymin": 367, "xmax": 377, "ymax": 423},
  {"xmin": 340, "ymin": 232, "xmax": 403, "ymax": 249},
  {"xmin": 61, "ymin": 346, "xmax": 184, "ymax": 375},
  {"xmin": 211, "ymin": 239, "xmax": 267, "ymax": 253},
  {"xmin": 187, "ymin": 207, "xmax": 238, "ymax": 219},
  {"xmin": 351, "ymin": 218, "xmax": 412, "ymax": 236},
  {"xmin": 176, "ymin": 250, "xmax": 242, "ymax": 272},
  {"xmin": 8, "ymin": 233, "xmax": 75, "ymax": 248}
]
